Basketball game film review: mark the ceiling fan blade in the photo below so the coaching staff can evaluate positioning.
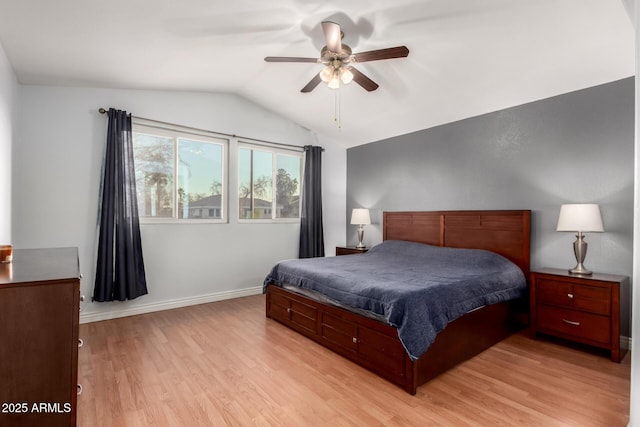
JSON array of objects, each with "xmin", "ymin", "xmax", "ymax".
[
  {"xmin": 321, "ymin": 21, "xmax": 342, "ymax": 53},
  {"xmin": 264, "ymin": 56, "xmax": 319, "ymax": 63},
  {"xmin": 350, "ymin": 67, "xmax": 379, "ymax": 92},
  {"xmin": 301, "ymin": 73, "xmax": 322, "ymax": 93},
  {"xmin": 353, "ymin": 46, "xmax": 410, "ymax": 63}
]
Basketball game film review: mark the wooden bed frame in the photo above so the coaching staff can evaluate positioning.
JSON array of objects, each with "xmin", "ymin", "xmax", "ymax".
[{"xmin": 265, "ymin": 210, "xmax": 531, "ymax": 394}]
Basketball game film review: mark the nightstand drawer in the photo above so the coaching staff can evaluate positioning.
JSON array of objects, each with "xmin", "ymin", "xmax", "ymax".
[
  {"xmin": 536, "ymin": 278, "xmax": 611, "ymax": 315},
  {"xmin": 336, "ymin": 246, "xmax": 368, "ymax": 256},
  {"xmin": 537, "ymin": 305, "xmax": 611, "ymax": 345}
]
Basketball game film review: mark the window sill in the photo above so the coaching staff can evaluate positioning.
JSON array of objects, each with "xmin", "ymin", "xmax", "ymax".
[
  {"xmin": 237, "ymin": 219, "xmax": 300, "ymax": 224},
  {"xmin": 139, "ymin": 218, "xmax": 228, "ymax": 225}
]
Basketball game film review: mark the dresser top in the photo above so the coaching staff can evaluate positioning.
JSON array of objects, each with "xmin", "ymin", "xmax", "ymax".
[
  {"xmin": 532, "ymin": 267, "xmax": 628, "ymax": 283},
  {"xmin": 0, "ymin": 247, "xmax": 80, "ymax": 286}
]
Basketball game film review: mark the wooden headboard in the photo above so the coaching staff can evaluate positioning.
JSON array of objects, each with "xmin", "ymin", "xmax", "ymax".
[{"xmin": 383, "ymin": 210, "xmax": 531, "ymax": 277}]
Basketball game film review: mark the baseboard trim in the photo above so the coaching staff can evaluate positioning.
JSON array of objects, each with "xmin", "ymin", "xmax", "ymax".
[
  {"xmin": 622, "ymin": 335, "xmax": 632, "ymax": 350},
  {"xmin": 80, "ymin": 286, "xmax": 263, "ymax": 324}
]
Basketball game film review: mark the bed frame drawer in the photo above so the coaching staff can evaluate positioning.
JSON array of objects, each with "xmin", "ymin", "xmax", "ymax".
[
  {"xmin": 268, "ymin": 290, "xmax": 318, "ymax": 336},
  {"xmin": 358, "ymin": 327, "xmax": 406, "ymax": 383},
  {"xmin": 268, "ymin": 291, "xmax": 291, "ymax": 322},
  {"xmin": 321, "ymin": 312, "xmax": 358, "ymax": 352},
  {"xmin": 320, "ymin": 306, "xmax": 406, "ymax": 384}
]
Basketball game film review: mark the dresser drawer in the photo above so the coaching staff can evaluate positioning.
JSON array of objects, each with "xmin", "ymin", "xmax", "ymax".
[
  {"xmin": 537, "ymin": 304, "xmax": 611, "ymax": 345},
  {"xmin": 536, "ymin": 278, "xmax": 611, "ymax": 315}
]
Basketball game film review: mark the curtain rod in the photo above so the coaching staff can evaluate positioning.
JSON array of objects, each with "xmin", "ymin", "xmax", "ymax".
[{"xmin": 98, "ymin": 108, "xmax": 323, "ymax": 152}]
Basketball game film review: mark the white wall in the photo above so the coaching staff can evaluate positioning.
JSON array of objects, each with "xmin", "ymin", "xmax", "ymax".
[
  {"xmin": 13, "ymin": 86, "xmax": 346, "ymax": 321},
  {"xmin": 0, "ymin": 41, "xmax": 16, "ymax": 243}
]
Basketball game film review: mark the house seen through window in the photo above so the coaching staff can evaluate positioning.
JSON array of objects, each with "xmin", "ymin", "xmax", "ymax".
[
  {"xmin": 132, "ymin": 124, "xmax": 227, "ymax": 221},
  {"xmin": 238, "ymin": 143, "xmax": 302, "ymax": 220}
]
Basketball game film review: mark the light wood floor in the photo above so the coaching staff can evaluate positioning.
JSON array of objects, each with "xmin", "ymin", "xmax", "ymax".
[{"xmin": 77, "ymin": 295, "xmax": 630, "ymax": 426}]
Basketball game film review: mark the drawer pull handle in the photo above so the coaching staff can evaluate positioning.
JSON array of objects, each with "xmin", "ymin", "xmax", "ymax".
[
  {"xmin": 286, "ymin": 308, "xmax": 291, "ymax": 313},
  {"xmin": 77, "ymin": 384, "xmax": 83, "ymax": 395},
  {"xmin": 567, "ymin": 293, "xmax": 574, "ymax": 299},
  {"xmin": 562, "ymin": 319, "xmax": 580, "ymax": 326},
  {"xmin": 352, "ymin": 337, "xmax": 358, "ymax": 343},
  {"xmin": 78, "ymin": 338, "xmax": 84, "ymax": 348}
]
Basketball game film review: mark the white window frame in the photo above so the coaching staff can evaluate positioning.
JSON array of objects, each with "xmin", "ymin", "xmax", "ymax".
[
  {"xmin": 237, "ymin": 141, "xmax": 303, "ymax": 223},
  {"xmin": 132, "ymin": 122, "xmax": 229, "ymax": 224}
]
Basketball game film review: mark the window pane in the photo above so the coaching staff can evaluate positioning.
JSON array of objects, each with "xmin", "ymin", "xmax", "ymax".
[
  {"xmin": 238, "ymin": 148, "xmax": 251, "ymax": 219},
  {"xmin": 239, "ymin": 145, "xmax": 302, "ymax": 221},
  {"xmin": 238, "ymin": 148, "xmax": 274, "ymax": 219},
  {"xmin": 177, "ymin": 138, "xmax": 223, "ymax": 219},
  {"xmin": 253, "ymin": 150, "xmax": 273, "ymax": 220},
  {"xmin": 133, "ymin": 133, "xmax": 175, "ymax": 218},
  {"xmin": 276, "ymin": 154, "xmax": 301, "ymax": 218}
]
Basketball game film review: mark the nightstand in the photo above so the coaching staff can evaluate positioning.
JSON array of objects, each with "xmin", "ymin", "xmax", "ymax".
[
  {"xmin": 336, "ymin": 246, "xmax": 369, "ymax": 256},
  {"xmin": 529, "ymin": 268, "xmax": 628, "ymax": 362}
]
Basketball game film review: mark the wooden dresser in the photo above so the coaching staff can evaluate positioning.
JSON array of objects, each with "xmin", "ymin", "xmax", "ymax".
[
  {"xmin": 0, "ymin": 248, "xmax": 81, "ymax": 426},
  {"xmin": 529, "ymin": 268, "xmax": 627, "ymax": 362}
]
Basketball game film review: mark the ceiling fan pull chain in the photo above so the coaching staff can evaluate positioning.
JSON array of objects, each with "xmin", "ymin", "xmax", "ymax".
[
  {"xmin": 339, "ymin": 86, "xmax": 342, "ymax": 130},
  {"xmin": 334, "ymin": 86, "xmax": 342, "ymax": 130},
  {"xmin": 333, "ymin": 89, "xmax": 340, "ymax": 127}
]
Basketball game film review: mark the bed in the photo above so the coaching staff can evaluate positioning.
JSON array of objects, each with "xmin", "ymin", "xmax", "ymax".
[{"xmin": 264, "ymin": 210, "xmax": 531, "ymax": 394}]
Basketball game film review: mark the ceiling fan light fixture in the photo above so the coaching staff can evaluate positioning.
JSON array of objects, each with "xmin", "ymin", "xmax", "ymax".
[
  {"xmin": 319, "ymin": 65, "xmax": 333, "ymax": 83},
  {"xmin": 327, "ymin": 74, "xmax": 340, "ymax": 89},
  {"xmin": 339, "ymin": 67, "xmax": 353, "ymax": 85}
]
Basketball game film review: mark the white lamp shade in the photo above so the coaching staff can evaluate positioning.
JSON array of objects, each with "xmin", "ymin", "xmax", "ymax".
[
  {"xmin": 350, "ymin": 208, "xmax": 371, "ymax": 225},
  {"xmin": 319, "ymin": 66, "xmax": 333, "ymax": 82},
  {"xmin": 557, "ymin": 204, "xmax": 604, "ymax": 232},
  {"xmin": 339, "ymin": 67, "xmax": 353, "ymax": 84}
]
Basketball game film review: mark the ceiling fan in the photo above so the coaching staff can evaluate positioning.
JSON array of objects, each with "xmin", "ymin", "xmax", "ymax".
[{"xmin": 264, "ymin": 21, "xmax": 409, "ymax": 93}]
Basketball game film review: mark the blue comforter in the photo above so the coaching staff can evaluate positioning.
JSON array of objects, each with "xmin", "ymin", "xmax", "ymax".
[{"xmin": 263, "ymin": 240, "xmax": 526, "ymax": 360}]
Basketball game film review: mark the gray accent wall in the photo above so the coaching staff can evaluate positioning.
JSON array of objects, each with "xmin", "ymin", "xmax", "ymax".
[{"xmin": 347, "ymin": 77, "xmax": 634, "ymax": 336}]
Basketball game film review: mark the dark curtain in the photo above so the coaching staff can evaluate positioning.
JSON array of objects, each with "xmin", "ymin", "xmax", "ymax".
[
  {"xmin": 93, "ymin": 108, "xmax": 148, "ymax": 302},
  {"xmin": 299, "ymin": 145, "xmax": 325, "ymax": 258}
]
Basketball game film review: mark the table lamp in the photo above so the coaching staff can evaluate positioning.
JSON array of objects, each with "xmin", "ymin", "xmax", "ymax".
[
  {"xmin": 350, "ymin": 208, "xmax": 371, "ymax": 249},
  {"xmin": 556, "ymin": 204, "xmax": 604, "ymax": 275}
]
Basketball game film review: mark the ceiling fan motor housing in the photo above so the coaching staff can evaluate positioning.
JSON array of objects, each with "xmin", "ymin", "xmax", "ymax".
[{"xmin": 321, "ymin": 44, "xmax": 353, "ymax": 65}]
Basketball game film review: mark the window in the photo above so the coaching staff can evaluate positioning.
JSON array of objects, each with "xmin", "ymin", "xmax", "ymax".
[
  {"xmin": 132, "ymin": 123, "xmax": 227, "ymax": 222},
  {"xmin": 238, "ymin": 143, "xmax": 302, "ymax": 220}
]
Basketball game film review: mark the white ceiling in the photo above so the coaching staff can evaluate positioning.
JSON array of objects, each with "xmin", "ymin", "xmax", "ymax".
[{"xmin": 0, "ymin": 0, "xmax": 634, "ymax": 147}]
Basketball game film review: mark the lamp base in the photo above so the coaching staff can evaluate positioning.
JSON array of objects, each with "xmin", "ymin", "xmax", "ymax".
[
  {"xmin": 356, "ymin": 225, "xmax": 365, "ymax": 249},
  {"xmin": 569, "ymin": 232, "xmax": 592, "ymax": 275},
  {"xmin": 568, "ymin": 264, "xmax": 593, "ymax": 276}
]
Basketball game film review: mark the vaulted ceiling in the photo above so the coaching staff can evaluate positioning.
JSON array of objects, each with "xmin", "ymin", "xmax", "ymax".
[{"xmin": 0, "ymin": 0, "xmax": 634, "ymax": 147}]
